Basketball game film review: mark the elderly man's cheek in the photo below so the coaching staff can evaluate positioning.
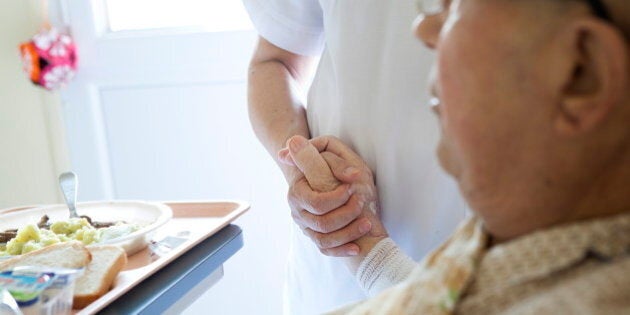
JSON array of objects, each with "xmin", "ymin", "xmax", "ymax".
[
  {"xmin": 435, "ymin": 128, "xmax": 463, "ymax": 178},
  {"xmin": 436, "ymin": 139, "xmax": 455, "ymax": 175}
]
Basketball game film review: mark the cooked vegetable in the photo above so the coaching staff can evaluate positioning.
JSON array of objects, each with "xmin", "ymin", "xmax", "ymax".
[{"xmin": 0, "ymin": 216, "xmax": 139, "ymax": 256}]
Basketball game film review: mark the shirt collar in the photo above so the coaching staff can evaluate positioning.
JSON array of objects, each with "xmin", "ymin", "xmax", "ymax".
[{"xmin": 476, "ymin": 212, "xmax": 630, "ymax": 288}]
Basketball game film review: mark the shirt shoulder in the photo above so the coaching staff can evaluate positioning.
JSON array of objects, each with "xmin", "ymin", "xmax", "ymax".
[
  {"xmin": 520, "ymin": 257, "xmax": 630, "ymax": 314},
  {"xmin": 459, "ymin": 213, "xmax": 630, "ymax": 314},
  {"xmin": 562, "ymin": 257, "xmax": 630, "ymax": 313},
  {"xmin": 460, "ymin": 256, "xmax": 630, "ymax": 315},
  {"xmin": 242, "ymin": 0, "xmax": 325, "ymax": 56}
]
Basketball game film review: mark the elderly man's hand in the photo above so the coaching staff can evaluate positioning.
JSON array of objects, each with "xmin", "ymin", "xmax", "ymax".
[{"xmin": 279, "ymin": 135, "xmax": 388, "ymax": 257}]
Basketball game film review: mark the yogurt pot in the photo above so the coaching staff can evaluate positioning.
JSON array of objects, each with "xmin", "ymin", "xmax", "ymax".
[{"xmin": 0, "ymin": 267, "xmax": 83, "ymax": 315}]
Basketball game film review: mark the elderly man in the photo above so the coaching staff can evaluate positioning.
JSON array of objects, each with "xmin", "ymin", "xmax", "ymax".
[{"xmin": 280, "ymin": 0, "xmax": 630, "ymax": 313}]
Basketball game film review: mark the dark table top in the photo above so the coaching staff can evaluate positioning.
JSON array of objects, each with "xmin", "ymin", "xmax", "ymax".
[{"xmin": 98, "ymin": 224, "xmax": 243, "ymax": 314}]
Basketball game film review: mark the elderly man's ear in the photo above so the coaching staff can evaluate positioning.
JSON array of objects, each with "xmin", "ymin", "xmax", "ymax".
[{"xmin": 554, "ymin": 18, "xmax": 628, "ymax": 136}]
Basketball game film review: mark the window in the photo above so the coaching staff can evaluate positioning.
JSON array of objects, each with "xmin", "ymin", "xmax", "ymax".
[{"xmin": 105, "ymin": 0, "xmax": 253, "ymax": 32}]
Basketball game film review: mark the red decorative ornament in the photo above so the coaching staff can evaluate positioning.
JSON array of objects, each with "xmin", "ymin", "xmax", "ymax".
[{"xmin": 19, "ymin": 28, "xmax": 78, "ymax": 91}]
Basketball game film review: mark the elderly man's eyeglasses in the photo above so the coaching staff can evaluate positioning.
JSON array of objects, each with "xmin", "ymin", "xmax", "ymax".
[{"xmin": 416, "ymin": 0, "xmax": 612, "ymax": 21}]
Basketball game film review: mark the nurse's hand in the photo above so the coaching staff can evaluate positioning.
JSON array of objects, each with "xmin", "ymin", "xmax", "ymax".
[{"xmin": 279, "ymin": 136, "xmax": 388, "ymax": 257}]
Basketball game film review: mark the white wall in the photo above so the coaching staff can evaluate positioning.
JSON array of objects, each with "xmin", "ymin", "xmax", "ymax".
[
  {"xmin": 0, "ymin": 0, "xmax": 70, "ymax": 208},
  {"xmin": 0, "ymin": 1, "xmax": 291, "ymax": 313}
]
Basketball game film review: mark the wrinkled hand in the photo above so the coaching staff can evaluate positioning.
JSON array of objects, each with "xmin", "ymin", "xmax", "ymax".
[{"xmin": 279, "ymin": 135, "xmax": 388, "ymax": 257}]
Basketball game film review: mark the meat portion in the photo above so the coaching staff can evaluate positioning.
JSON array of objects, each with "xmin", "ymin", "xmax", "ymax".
[
  {"xmin": 80, "ymin": 215, "xmax": 118, "ymax": 228},
  {"xmin": 0, "ymin": 230, "xmax": 17, "ymax": 243},
  {"xmin": 37, "ymin": 215, "xmax": 50, "ymax": 229}
]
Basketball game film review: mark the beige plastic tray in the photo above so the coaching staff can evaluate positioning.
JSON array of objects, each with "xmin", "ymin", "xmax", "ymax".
[{"xmin": 0, "ymin": 200, "xmax": 249, "ymax": 314}]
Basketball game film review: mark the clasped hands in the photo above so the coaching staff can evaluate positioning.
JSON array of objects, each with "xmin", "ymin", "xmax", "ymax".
[{"xmin": 279, "ymin": 135, "xmax": 388, "ymax": 257}]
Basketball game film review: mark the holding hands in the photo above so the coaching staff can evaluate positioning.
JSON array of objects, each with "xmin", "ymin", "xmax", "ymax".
[{"xmin": 279, "ymin": 135, "xmax": 388, "ymax": 258}]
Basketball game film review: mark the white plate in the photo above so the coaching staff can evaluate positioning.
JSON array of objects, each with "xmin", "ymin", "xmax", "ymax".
[{"xmin": 0, "ymin": 201, "xmax": 172, "ymax": 256}]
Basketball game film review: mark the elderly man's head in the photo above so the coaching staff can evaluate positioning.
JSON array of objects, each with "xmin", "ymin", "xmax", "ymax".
[{"xmin": 415, "ymin": 0, "xmax": 630, "ymax": 242}]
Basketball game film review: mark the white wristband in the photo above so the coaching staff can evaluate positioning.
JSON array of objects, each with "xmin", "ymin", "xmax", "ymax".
[{"xmin": 355, "ymin": 238, "xmax": 418, "ymax": 297}]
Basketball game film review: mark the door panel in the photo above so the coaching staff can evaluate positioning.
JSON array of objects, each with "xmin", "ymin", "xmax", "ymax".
[
  {"xmin": 59, "ymin": 0, "xmax": 257, "ymax": 199},
  {"xmin": 100, "ymin": 83, "xmax": 256, "ymax": 200}
]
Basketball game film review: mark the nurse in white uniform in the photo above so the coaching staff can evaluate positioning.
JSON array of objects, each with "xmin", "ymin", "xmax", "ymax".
[{"xmin": 243, "ymin": 1, "xmax": 467, "ymax": 314}]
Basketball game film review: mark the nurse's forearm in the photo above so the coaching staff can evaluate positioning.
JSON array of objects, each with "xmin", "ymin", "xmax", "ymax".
[{"xmin": 247, "ymin": 37, "xmax": 316, "ymax": 183}]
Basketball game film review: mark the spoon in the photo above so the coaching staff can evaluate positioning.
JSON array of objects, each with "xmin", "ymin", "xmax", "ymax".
[{"xmin": 59, "ymin": 171, "xmax": 79, "ymax": 218}]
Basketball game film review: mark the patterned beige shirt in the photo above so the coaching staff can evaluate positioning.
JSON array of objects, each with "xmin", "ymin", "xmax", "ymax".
[
  {"xmin": 458, "ymin": 212, "xmax": 630, "ymax": 315},
  {"xmin": 327, "ymin": 212, "xmax": 630, "ymax": 315}
]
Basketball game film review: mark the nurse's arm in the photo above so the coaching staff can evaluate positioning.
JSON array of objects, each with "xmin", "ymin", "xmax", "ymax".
[
  {"xmin": 249, "ymin": 38, "xmax": 363, "ymax": 251},
  {"xmin": 247, "ymin": 36, "xmax": 315, "ymax": 184}
]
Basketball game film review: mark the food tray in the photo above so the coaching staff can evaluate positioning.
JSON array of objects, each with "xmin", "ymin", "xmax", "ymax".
[{"xmin": 0, "ymin": 200, "xmax": 249, "ymax": 314}]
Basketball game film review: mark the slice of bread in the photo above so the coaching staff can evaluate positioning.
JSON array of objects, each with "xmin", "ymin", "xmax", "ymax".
[
  {"xmin": 0, "ymin": 241, "xmax": 91, "ymax": 271},
  {"xmin": 0, "ymin": 242, "xmax": 128, "ymax": 309},
  {"xmin": 73, "ymin": 245, "xmax": 127, "ymax": 309}
]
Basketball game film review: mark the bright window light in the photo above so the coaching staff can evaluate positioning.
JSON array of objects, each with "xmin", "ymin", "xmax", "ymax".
[{"xmin": 105, "ymin": 0, "xmax": 253, "ymax": 32}]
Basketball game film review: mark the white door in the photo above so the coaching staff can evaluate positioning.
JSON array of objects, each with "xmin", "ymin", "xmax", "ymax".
[{"xmin": 53, "ymin": 1, "xmax": 290, "ymax": 314}]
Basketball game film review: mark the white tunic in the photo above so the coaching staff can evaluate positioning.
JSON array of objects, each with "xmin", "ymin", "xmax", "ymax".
[{"xmin": 243, "ymin": 0, "xmax": 467, "ymax": 314}]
